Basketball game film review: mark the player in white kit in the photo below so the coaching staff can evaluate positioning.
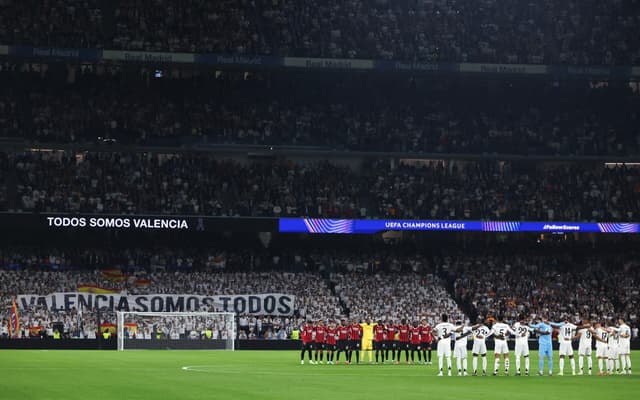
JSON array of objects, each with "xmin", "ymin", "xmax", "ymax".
[
  {"xmin": 617, "ymin": 318, "xmax": 632, "ymax": 374},
  {"xmin": 605, "ymin": 321, "xmax": 620, "ymax": 375},
  {"xmin": 434, "ymin": 314, "xmax": 456, "ymax": 376},
  {"xmin": 592, "ymin": 322, "xmax": 609, "ymax": 375},
  {"xmin": 550, "ymin": 318, "xmax": 578, "ymax": 376},
  {"xmin": 453, "ymin": 321, "xmax": 473, "ymax": 376},
  {"xmin": 471, "ymin": 319, "xmax": 492, "ymax": 376},
  {"xmin": 575, "ymin": 319, "xmax": 594, "ymax": 375},
  {"xmin": 491, "ymin": 315, "xmax": 515, "ymax": 376},
  {"xmin": 513, "ymin": 316, "xmax": 533, "ymax": 376}
]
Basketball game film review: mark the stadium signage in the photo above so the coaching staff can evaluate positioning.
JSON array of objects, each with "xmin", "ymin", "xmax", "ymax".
[
  {"xmin": 46, "ymin": 216, "xmax": 189, "ymax": 230},
  {"xmin": 33, "ymin": 47, "xmax": 80, "ymax": 58},
  {"xmin": 102, "ymin": 50, "xmax": 195, "ymax": 64},
  {"xmin": 4, "ymin": 45, "xmax": 640, "ymax": 79},
  {"xmin": 216, "ymin": 55, "xmax": 264, "ymax": 65},
  {"xmin": 17, "ymin": 293, "xmax": 295, "ymax": 316},
  {"xmin": 279, "ymin": 218, "xmax": 640, "ymax": 234}
]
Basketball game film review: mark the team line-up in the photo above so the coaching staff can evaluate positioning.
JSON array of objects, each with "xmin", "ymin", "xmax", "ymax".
[{"xmin": 298, "ymin": 314, "xmax": 633, "ymax": 377}]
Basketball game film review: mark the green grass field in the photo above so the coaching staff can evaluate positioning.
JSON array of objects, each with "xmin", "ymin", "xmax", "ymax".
[{"xmin": 0, "ymin": 350, "xmax": 638, "ymax": 400}]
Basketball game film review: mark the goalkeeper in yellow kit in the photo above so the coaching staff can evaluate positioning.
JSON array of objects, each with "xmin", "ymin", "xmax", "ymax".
[{"xmin": 360, "ymin": 318, "xmax": 376, "ymax": 364}]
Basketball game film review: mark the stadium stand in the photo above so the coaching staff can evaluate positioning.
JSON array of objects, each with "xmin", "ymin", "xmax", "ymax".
[
  {"xmin": 5, "ymin": 152, "xmax": 640, "ymax": 220},
  {"xmin": 1, "ymin": 245, "xmax": 639, "ymax": 339},
  {"xmin": 1, "ymin": 67, "xmax": 639, "ymax": 156},
  {"xmin": 1, "ymin": 0, "xmax": 639, "ymax": 65}
]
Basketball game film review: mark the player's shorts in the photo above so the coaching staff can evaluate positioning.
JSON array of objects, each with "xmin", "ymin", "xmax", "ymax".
[
  {"xmin": 337, "ymin": 340, "xmax": 348, "ymax": 350},
  {"xmin": 472, "ymin": 341, "xmax": 487, "ymax": 355},
  {"xmin": 398, "ymin": 342, "xmax": 410, "ymax": 351},
  {"xmin": 326, "ymin": 343, "xmax": 337, "ymax": 351},
  {"xmin": 454, "ymin": 345, "xmax": 467, "ymax": 359},
  {"xmin": 493, "ymin": 340, "xmax": 509, "ymax": 354},
  {"xmin": 618, "ymin": 341, "xmax": 630, "ymax": 355},
  {"xmin": 350, "ymin": 340, "xmax": 361, "ymax": 350},
  {"xmin": 437, "ymin": 340, "xmax": 451, "ymax": 357},
  {"xmin": 515, "ymin": 341, "xmax": 530, "ymax": 357},
  {"xmin": 539, "ymin": 345, "xmax": 552, "ymax": 359},
  {"xmin": 302, "ymin": 342, "xmax": 314, "ymax": 351},
  {"xmin": 373, "ymin": 341, "xmax": 384, "ymax": 351},
  {"xmin": 411, "ymin": 343, "xmax": 422, "ymax": 352},
  {"xmin": 361, "ymin": 339, "xmax": 373, "ymax": 350},
  {"xmin": 578, "ymin": 344, "xmax": 592, "ymax": 356},
  {"xmin": 596, "ymin": 346, "xmax": 607, "ymax": 358},
  {"xmin": 315, "ymin": 342, "xmax": 325, "ymax": 350},
  {"xmin": 385, "ymin": 340, "xmax": 397, "ymax": 350},
  {"xmin": 421, "ymin": 341, "xmax": 432, "ymax": 349},
  {"xmin": 558, "ymin": 341, "xmax": 574, "ymax": 356},
  {"xmin": 607, "ymin": 346, "xmax": 619, "ymax": 359}
]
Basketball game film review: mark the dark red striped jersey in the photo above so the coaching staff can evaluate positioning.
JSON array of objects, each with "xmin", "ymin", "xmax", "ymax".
[
  {"xmin": 398, "ymin": 325, "xmax": 410, "ymax": 342},
  {"xmin": 410, "ymin": 327, "xmax": 422, "ymax": 344},
  {"xmin": 301, "ymin": 326, "xmax": 314, "ymax": 344},
  {"xmin": 349, "ymin": 324, "xmax": 363, "ymax": 340},
  {"xmin": 337, "ymin": 326, "xmax": 349, "ymax": 340},
  {"xmin": 386, "ymin": 325, "xmax": 397, "ymax": 341},
  {"xmin": 420, "ymin": 325, "xmax": 433, "ymax": 343},
  {"xmin": 374, "ymin": 324, "xmax": 386, "ymax": 342},
  {"xmin": 314, "ymin": 326, "xmax": 326, "ymax": 343},
  {"xmin": 325, "ymin": 327, "xmax": 337, "ymax": 345}
]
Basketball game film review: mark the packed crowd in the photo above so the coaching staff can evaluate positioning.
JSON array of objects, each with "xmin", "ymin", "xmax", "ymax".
[
  {"xmin": 7, "ymin": 151, "xmax": 640, "ymax": 220},
  {"xmin": 331, "ymin": 273, "xmax": 465, "ymax": 324},
  {"xmin": 2, "ymin": 247, "xmax": 639, "ymax": 339},
  {"xmin": 451, "ymin": 253, "xmax": 640, "ymax": 325},
  {"xmin": 2, "ymin": 67, "xmax": 640, "ymax": 156},
  {"xmin": 1, "ymin": 0, "xmax": 639, "ymax": 65}
]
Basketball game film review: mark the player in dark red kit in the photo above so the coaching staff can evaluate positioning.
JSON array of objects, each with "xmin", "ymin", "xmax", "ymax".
[
  {"xmin": 385, "ymin": 320, "xmax": 397, "ymax": 364},
  {"xmin": 325, "ymin": 321, "xmax": 338, "ymax": 364},
  {"xmin": 420, "ymin": 319, "xmax": 433, "ymax": 365},
  {"xmin": 347, "ymin": 318, "xmax": 363, "ymax": 364},
  {"xmin": 373, "ymin": 319, "xmax": 386, "ymax": 364},
  {"xmin": 335, "ymin": 320, "xmax": 350, "ymax": 364},
  {"xmin": 410, "ymin": 321, "xmax": 423, "ymax": 364},
  {"xmin": 397, "ymin": 319, "xmax": 411, "ymax": 364},
  {"xmin": 300, "ymin": 320, "xmax": 315, "ymax": 364},
  {"xmin": 314, "ymin": 320, "xmax": 326, "ymax": 364}
]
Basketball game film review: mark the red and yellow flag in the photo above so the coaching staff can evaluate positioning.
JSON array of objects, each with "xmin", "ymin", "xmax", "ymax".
[
  {"xmin": 77, "ymin": 285, "xmax": 120, "ymax": 294},
  {"xmin": 101, "ymin": 269, "xmax": 128, "ymax": 282},
  {"xmin": 8, "ymin": 297, "xmax": 20, "ymax": 338}
]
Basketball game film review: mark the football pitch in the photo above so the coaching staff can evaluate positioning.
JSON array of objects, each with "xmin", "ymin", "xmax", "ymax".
[{"xmin": 0, "ymin": 350, "xmax": 638, "ymax": 400}]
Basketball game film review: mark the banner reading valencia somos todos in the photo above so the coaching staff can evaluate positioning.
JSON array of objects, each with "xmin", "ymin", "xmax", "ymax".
[{"xmin": 16, "ymin": 293, "xmax": 296, "ymax": 316}]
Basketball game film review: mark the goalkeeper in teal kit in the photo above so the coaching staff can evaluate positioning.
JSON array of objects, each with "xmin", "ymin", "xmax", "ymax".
[{"xmin": 530, "ymin": 317, "xmax": 553, "ymax": 376}]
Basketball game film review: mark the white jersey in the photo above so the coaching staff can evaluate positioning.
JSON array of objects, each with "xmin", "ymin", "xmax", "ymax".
[
  {"xmin": 607, "ymin": 327, "xmax": 619, "ymax": 347},
  {"xmin": 618, "ymin": 323, "xmax": 631, "ymax": 354},
  {"xmin": 491, "ymin": 322, "xmax": 514, "ymax": 341},
  {"xmin": 513, "ymin": 322, "xmax": 532, "ymax": 344},
  {"xmin": 578, "ymin": 328, "xmax": 593, "ymax": 348},
  {"xmin": 434, "ymin": 322, "xmax": 456, "ymax": 346},
  {"xmin": 472, "ymin": 325, "xmax": 491, "ymax": 343},
  {"xmin": 618, "ymin": 324, "xmax": 631, "ymax": 343},
  {"xmin": 595, "ymin": 327, "xmax": 609, "ymax": 349},
  {"xmin": 557, "ymin": 322, "xmax": 577, "ymax": 342},
  {"xmin": 454, "ymin": 326, "xmax": 472, "ymax": 347}
]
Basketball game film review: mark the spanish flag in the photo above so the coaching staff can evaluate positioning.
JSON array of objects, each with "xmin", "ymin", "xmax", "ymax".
[
  {"xmin": 100, "ymin": 323, "xmax": 117, "ymax": 334},
  {"xmin": 101, "ymin": 269, "xmax": 128, "ymax": 282},
  {"xmin": 77, "ymin": 285, "xmax": 120, "ymax": 294},
  {"xmin": 8, "ymin": 297, "xmax": 20, "ymax": 338},
  {"xmin": 133, "ymin": 278, "xmax": 151, "ymax": 288}
]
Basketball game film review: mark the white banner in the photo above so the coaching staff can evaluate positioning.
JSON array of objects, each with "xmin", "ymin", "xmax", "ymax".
[{"xmin": 17, "ymin": 293, "xmax": 295, "ymax": 316}]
